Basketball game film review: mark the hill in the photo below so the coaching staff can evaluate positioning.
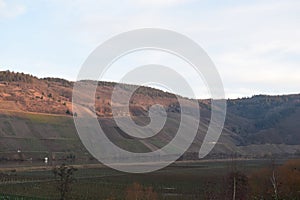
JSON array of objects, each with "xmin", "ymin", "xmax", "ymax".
[{"xmin": 0, "ymin": 70, "xmax": 300, "ymax": 161}]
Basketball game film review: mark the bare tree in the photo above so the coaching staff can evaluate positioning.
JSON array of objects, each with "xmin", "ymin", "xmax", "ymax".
[
  {"xmin": 225, "ymin": 155, "xmax": 248, "ymax": 200},
  {"xmin": 226, "ymin": 171, "xmax": 248, "ymax": 200},
  {"xmin": 270, "ymin": 159, "xmax": 279, "ymax": 200},
  {"xmin": 53, "ymin": 163, "xmax": 77, "ymax": 200}
]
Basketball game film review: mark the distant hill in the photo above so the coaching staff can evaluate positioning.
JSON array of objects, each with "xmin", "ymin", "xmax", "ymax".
[{"xmin": 0, "ymin": 70, "xmax": 300, "ymax": 161}]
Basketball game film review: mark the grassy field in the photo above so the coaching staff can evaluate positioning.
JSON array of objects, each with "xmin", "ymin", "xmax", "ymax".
[{"xmin": 0, "ymin": 159, "xmax": 276, "ymax": 200}]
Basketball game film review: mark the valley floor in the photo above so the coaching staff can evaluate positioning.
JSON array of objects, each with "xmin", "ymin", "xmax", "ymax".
[{"xmin": 0, "ymin": 158, "xmax": 293, "ymax": 199}]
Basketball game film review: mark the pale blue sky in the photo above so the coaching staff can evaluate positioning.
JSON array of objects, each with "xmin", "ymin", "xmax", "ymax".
[{"xmin": 0, "ymin": 0, "xmax": 299, "ymax": 98}]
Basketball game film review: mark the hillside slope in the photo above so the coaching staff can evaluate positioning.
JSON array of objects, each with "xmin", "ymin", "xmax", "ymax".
[{"xmin": 0, "ymin": 70, "xmax": 300, "ymax": 160}]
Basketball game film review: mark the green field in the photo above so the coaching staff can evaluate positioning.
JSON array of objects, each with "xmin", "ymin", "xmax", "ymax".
[{"xmin": 0, "ymin": 159, "xmax": 276, "ymax": 200}]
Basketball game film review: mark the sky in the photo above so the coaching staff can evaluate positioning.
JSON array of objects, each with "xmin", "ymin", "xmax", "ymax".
[{"xmin": 0, "ymin": 0, "xmax": 299, "ymax": 98}]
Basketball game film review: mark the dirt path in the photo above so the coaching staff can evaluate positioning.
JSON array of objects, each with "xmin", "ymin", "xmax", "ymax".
[
  {"xmin": 0, "ymin": 108, "xmax": 71, "ymax": 118},
  {"xmin": 140, "ymin": 140, "xmax": 159, "ymax": 152}
]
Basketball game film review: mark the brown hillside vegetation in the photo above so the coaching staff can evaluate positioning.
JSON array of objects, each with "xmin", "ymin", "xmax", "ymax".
[{"xmin": 249, "ymin": 159, "xmax": 300, "ymax": 199}]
